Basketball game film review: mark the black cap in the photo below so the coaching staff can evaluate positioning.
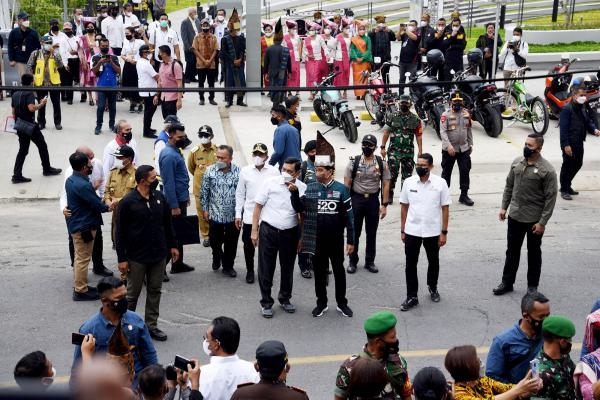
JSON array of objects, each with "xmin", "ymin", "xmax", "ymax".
[
  {"xmin": 304, "ymin": 140, "xmax": 317, "ymax": 154},
  {"xmin": 362, "ymin": 134, "xmax": 377, "ymax": 146},
  {"xmin": 112, "ymin": 145, "xmax": 135, "ymax": 159},
  {"xmin": 17, "ymin": 12, "xmax": 29, "ymax": 19},
  {"xmin": 256, "ymin": 340, "xmax": 287, "ymax": 379},
  {"xmin": 198, "ymin": 125, "xmax": 214, "ymax": 136},
  {"xmin": 49, "ymin": 18, "xmax": 59, "ymax": 26}
]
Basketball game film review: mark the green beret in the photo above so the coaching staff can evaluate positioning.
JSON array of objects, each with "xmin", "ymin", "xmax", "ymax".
[
  {"xmin": 542, "ymin": 315, "xmax": 576, "ymax": 338},
  {"xmin": 364, "ymin": 311, "xmax": 397, "ymax": 335}
]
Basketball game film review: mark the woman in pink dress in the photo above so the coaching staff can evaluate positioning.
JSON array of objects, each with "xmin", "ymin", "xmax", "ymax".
[
  {"xmin": 78, "ymin": 22, "xmax": 100, "ymax": 106},
  {"xmin": 334, "ymin": 19, "xmax": 352, "ymax": 99},
  {"xmin": 303, "ymin": 21, "xmax": 326, "ymax": 100},
  {"xmin": 284, "ymin": 19, "xmax": 302, "ymax": 97}
]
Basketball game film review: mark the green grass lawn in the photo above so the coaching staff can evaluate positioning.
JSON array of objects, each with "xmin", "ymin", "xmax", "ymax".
[
  {"xmin": 522, "ymin": 9, "xmax": 600, "ymax": 30},
  {"xmin": 166, "ymin": 0, "xmax": 197, "ymax": 14}
]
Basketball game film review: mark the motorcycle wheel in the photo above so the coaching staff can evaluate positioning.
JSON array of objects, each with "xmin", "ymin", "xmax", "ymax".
[
  {"xmin": 530, "ymin": 97, "xmax": 549, "ymax": 135},
  {"xmin": 313, "ymin": 98, "xmax": 334, "ymax": 126},
  {"xmin": 497, "ymin": 88, "xmax": 518, "ymax": 120},
  {"xmin": 428, "ymin": 104, "xmax": 445, "ymax": 140},
  {"xmin": 363, "ymin": 92, "xmax": 377, "ymax": 120},
  {"xmin": 342, "ymin": 111, "xmax": 358, "ymax": 143},
  {"xmin": 483, "ymin": 104, "xmax": 503, "ymax": 138}
]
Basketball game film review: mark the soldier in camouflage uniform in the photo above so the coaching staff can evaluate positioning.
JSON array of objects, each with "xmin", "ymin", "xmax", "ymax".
[
  {"xmin": 334, "ymin": 311, "xmax": 412, "ymax": 400},
  {"xmin": 534, "ymin": 315, "xmax": 576, "ymax": 400},
  {"xmin": 381, "ymin": 95, "xmax": 423, "ymax": 203}
]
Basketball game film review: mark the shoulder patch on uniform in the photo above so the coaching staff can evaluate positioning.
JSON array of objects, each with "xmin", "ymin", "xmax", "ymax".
[
  {"xmin": 237, "ymin": 382, "xmax": 254, "ymax": 388},
  {"xmin": 190, "ymin": 146, "xmax": 199, "ymax": 153},
  {"xmin": 290, "ymin": 386, "xmax": 306, "ymax": 394}
]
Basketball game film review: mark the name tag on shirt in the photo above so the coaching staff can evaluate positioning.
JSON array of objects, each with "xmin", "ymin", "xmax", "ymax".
[
  {"xmin": 22, "ymin": 45, "xmax": 27, "ymax": 52},
  {"xmin": 410, "ymin": 189, "xmax": 417, "ymax": 193}
]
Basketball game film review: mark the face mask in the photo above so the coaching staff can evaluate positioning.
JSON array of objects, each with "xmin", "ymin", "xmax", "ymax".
[
  {"xmin": 43, "ymin": 44, "xmax": 53, "ymax": 51},
  {"xmin": 271, "ymin": 117, "xmax": 280, "ymax": 125},
  {"xmin": 146, "ymin": 53, "xmax": 153, "ymax": 60},
  {"xmin": 100, "ymin": 47, "xmax": 109, "ymax": 54},
  {"xmin": 343, "ymin": 28, "xmax": 350, "ymax": 34},
  {"xmin": 111, "ymin": 297, "xmax": 128, "ymax": 315},
  {"xmin": 452, "ymin": 103, "xmax": 462, "ymax": 112},
  {"xmin": 378, "ymin": 23, "xmax": 385, "ymax": 29},
  {"xmin": 576, "ymin": 96, "xmax": 587, "ymax": 104},
  {"xmin": 265, "ymin": 31, "xmax": 273, "ymax": 37},
  {"xmin": 452, "ymin": 26, "xmax": 459, "ymax": 32},
  {"xmin": 416, "ymin": 166, "xmax": 429, "ymax": 177},
  {"xmin": 282, "ymin": 171, "xmax": 294, "ymax": 183},
  {"xmin": 308, "ymin": 30, "xmax": 316, "ymax": 36},
  {"xmin": 315, "ymin": 19, "xmax": 321, "ymax": 23},
  {"xmin": 528, "ymin": 316, "xmax": 543, "ymax": 335},
  {"xmin": 65, "ymin": 31, "xmax": 73, "ymax": 37},
  {"xmin": 22, "ymin": 20, "xmax": 30, "ymax": 28},
  {"xmin": 253, "ymin": 156, "xmax": 265, "ymax": 166},
  {"xmin": 86, "ymin": 27, "xmax": 95, "ymax": 33},
  {"xmin": 122, "ymin": 132, "xmax": 132, "ymax": 142},
  {"xmin": 348, "ymin": 17, "xmax": 354, "ymax": 22},
  {"xmin": 175, "ymin": 138, "xmax": 187, "ymax": 149},
  {"xmin": 113, "ymin": 159, "xmax": 125, "ymax": 170},
  {"xmin": 560, "ymin": 341, "xmax": 573, "ymax": 355},
  {"xmin": 512, "ymin": 35, "xmax": 521, "ymax": 42},
  {"xmin": 149, "ymin": 179, "xmax": 159, "ymax": 191},
  {"xmin": 437, "ymin": 25, "xmax": 445, "ymax": 31},
  {"xmin": 41, "ymin": 367, "xmax": 56, "ymax": 387},
  {"xmin": 125, "ymin": 35, "xmax": 133, "ymax": 41},
  {"xmin": 101, "ymin": 12, "xmax": 108, "ymax": 17},
  {"xmin": 51, "ymin": 26, "xmax": 59, "ymax": 33},
  {"xmin": 523, "ymin": 146, "xmax": 536, "ymax": 159},
  {"xmin": 160, "ymin": 20, "xmax": 169, "ymax": 28},
  {"xmin": 400, "ymin": 104, "xmax": 410, "ymax": 113},
  {"xmin": 125, "ymin": 11, "xmax": 131, "ymax": 16},
  {"xmin": 111, "ymin": 10, "xmax": 118, "ymax": 17},
  {"xmin": 202, "ymin": 27, "xmax": 210, "ymax": 32},
  {"xmin": 323, "ymin": 28, "xmax": 331, "ymax": 35},
  {"xmin": 217, "ymin": 15, "xmax": 225, "ymax": 22},
  {"xmin": 420, "ymin": 20, "xmax": 428, "ymax": 27},
  {"xmin": 199, "ymin": 137, "xmax": 211, "ymax": 144},
  {"xmin": 215, "ymin": 161, "xmax": 227, "ymax": 170},
  {"xmin": 308, "ymin": 155, "xmax": 316, "ymax": 162},
  {"xmin": 289, "ymin": 29, "xmax": 296, "ymax": 35},
  {"xmin": 408, "ymin": 26, "xmax": 416, "ymax": 32},
  {"xmin": 203, "ymin": 339, "xmax": 211, "ymax": 356},
  {"xmin": 362, "ymin": 146, "xmax": 374, "ymax": 156},
  {"xmin": 384, "ymin": 339, "xmax": 400, "ymax": 355}
]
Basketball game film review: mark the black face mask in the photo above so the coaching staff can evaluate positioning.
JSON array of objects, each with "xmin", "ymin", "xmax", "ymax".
[
  {"xmin": 123, "ymin": 132, "xmax": 133, "ymax": 142},
  {"xmin": 308, "ymin": 155, "xmax": 316, "ymax": 162},
  {"xmin": 528, "ymin": 317, "xmax": 543, "ymax": 336},
  {"xmin": 383, "ymin": 339, "xmax": 400, "ymax": 355},
  {"xmin": 560, "ymin": 341, "xmax": 572, "ymax": 354},
  {"xmin": 51, "ymin": 26, "xmax": 59, "ymax": 33},
  {"xmin": 86, "ymin": 28, "xmax": 95, "ymax": 33},
  {"xmin": 110, "ymin": 297, "xmax": 128, "ymax": 316},
  {"xmin": 400, "ymin": 104, "xmax": 410, "ymax": 113},
  {"xmin": 125, "ymin": 35, "xmax": 133, "ymax": 41},
  {"xmin": 175, "ymin": 138, "xmax": 187, "ymax": 149},
  {"xmin": 362, "ymin": 146, "xmax": 374, "ymax": 156},
  {"xmin": 111, "ymin": 10, "xmax": 118, "ymax": 17},
  {"xmin": 149, "ymin": 179, "xmax": 159, "ymax": 191},
  {"xmin": 452, "ymin": 103, "xmax": 462, "ymax": 112},
  {"xmin": 100, "ymin": 47, "xmax": 109, "ymax": 54},
  {"xmin": 65, "ymin": 31, "xmax": 73, "ymax": 37},
  {"xmin": 416, "ymin": 166, "xmax": 429, "ymax": 177},
  {"xmin": 202, "ymin": 28, "xmax": 210, "ymax": 32},
  {"xmin": 523, "ymin": 146, "xmax": 536, "ymax": 159},
  {"xmin": 271, "ymin": 117, "xmax": 279, "ymax": 125}
]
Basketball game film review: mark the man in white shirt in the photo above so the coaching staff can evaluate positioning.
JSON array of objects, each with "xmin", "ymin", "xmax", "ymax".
[
  {"xmin": 59, "ymin": 22, "xmax": 81, "ymax": 105},
  {"xmin": 149, "ymin": 13, "xmax": 181, "ymax": 63},
  {"xmin": 200, "ymin": 316, "xmax": 259, "ymax": 400},
  {"xmin": 213, "ymin": 8, "xmax": 227, "ymax": 82},
  {"xmin": 499, "ymin": 26, "xmax": 529, "ymax": 87},
  {"xmin": 399, "ymin": 153, "xmax": 451, "ymax": 312},
  {"xmin": 102, "ymin": 120, "xmax": 140, "ymax": 182},
  {"xmin": 136, "ymin": 44, "xmax": 160, "ymax": 138},
  {"xmin": 101, "ymin": 5, "xmax": 125, "ymax": 55},
  {"xmin": 235, "ymin": 143, "xmax": 279, "ymax": 284},
  {"xmin": 122, "ymin": 4, "xmax": 140, "ymax": 29},
  {"xmin": 251, "ymin": 157, "xmax": 306, "ymax": 318}
]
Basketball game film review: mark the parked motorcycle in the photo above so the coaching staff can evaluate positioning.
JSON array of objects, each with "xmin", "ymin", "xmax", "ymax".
[
  {"xmin": 313, "ymin": 69, "xmax": 360, "ymax": 143},
  {"xmin": 544, "ymin": 55, "xmax": 580, "ymax": 119},
  {"xmin": 362, "ymin": 62, "xmax": 401, "ymax": 127},
  {"xmin": 450, "ymin": 49, "xmax": 503, "ymax": 138},
  {"xmin": 408, "ymin": 49, "xmax": 447, "ymax": 139}
]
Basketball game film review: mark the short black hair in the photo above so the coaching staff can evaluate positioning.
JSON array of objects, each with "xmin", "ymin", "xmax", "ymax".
[
  {"xmin": 158, "ymin": 45, "xmax": 171, "ymax": 56},
  {"xmin": 283, "ymin": 157, "xmax": 301, "ymax": 172},
  {"xmin": 217, "ymin": 8, "xmax": 226, "ymax": 16},
  {"xmin": 485, "ymin": 22, "xmax": 495, "ymax": 29},
  {"xmin": 96, "ymin": 276, "xmax": 124, "ymax": 297},
  {"xmin": 521, "ymin": 291, "xmax": 549, "ymax": 314},
  {"xmin": 418, "ymin": 153, "xmax": 434, "ymax": 166},
  {"xmin": 135, "ymin": 165, "xmax": 155, "ymax": 183},
  {"xmin": 211, "ymin": 316, "xmax": 240, "ymax": 354},
  {"xmin": 69, "ymin": 151, "xmax": 89, "ymax": 172},
  {"xmin": 438, "ymin": 18, "xmax": 446, "ymax": 22},
  {"xmin": 218, "ymin": 144, "xmax": 234, "ymax": 157},
  {"xmin": 138, "ymin": 364, "xmax": 166, "ymax": 398},
  {"xmin": 527, "ymin": 133, "xmax": 544, "ymax": 147},
  {"xmin": 14, "ymin": 351, "xmax": 48, "ymax": 388},
  {"xmin": 159, "ymin": 12, "xmax": 168, "ymax": 19},
  {"xmin": 126, "ymin": 26, "xmax": 135, "ymax": 34},
  {"xmin": 167, "ymin": 123, "xmax": 185, "ymax": 134},
  {"xmin": 271, "ymin": 104, "xmax": 287, "ymax": 116},
  {"xmin": 99, "ymin": 38, "xmax": 110, "ymax": 46},
  {"xmin": 285, "ymin": 95, "xmax": 300, "ymax": 109},
  {"xmin": 21, "ymin": 73, "xmax": 34, "ymax": 86},
  {"xmin": 513, "ymin": 26, "xmax": 523, "ymax": 34}
]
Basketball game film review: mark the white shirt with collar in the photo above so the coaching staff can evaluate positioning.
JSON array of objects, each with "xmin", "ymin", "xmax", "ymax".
[
  {"xmin": 101, "ymin": 16, "xmax": 124, "ymax": 49},
  {"xmin": 136, "ymin": 57, "xmax": 158, "ymax": 97},
  {"xmin": 198, "ymin": 354, "xmax": 259, "ymax": 400},
  {"xmin": 235, "ymin": 163, "xmax": 280, "ymax": 224},
  {"xmin": 149, "ymin": 27, "xmax": 179, "ymax": 60},
  {"xmin": 59, "ymin": 34, "xmax": 80, "ymax": 60},
  {"xmin": 399, "ymin": 173, "xmax": 451, "ymax": 238},
  {"xmin": 122, "ymin": 13, "xmax": 140, "ymax": 29},
  {"xmin": 102, "ymin": 138, "xmax": 140, "ymax": 182},
  {"xmin": 214, "ymin": 22, "xmax": 226, "ymax": 50},
  {"xmin": 254, "ymin": 175, "xmax": 307, "ymax": 230}
]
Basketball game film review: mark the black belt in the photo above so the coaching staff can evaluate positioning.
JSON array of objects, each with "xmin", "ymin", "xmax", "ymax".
[
  {"xmin": 352, "ymin": 191, "xmax": 380, "ymax": 198},
  {"xmin": 262, "ymin": 221, "xmax": 298, "ymax": 233}
]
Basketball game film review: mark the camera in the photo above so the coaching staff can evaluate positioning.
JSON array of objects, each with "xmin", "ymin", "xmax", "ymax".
[{"xmin": 508, "ymin": 40, "xmax": 515, "ymax": 49}]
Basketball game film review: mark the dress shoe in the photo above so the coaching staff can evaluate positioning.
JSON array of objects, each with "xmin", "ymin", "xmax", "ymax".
[
  {"xmin": 261, "ymin": 307, "xmax": 273, "ymax": 318},
  {"xmin": 73, "ymin": 290, "xmax": 100, "ymax": 301},
  {"xmin": 429, "ymin": 286, "xmax": 441, "ymax": 302},
  {"xmin": 170, "ymin": 263, "xmax": 195, "ymax": 273},
  {"xmin": 527, "ymin": 286, "xmax": 538, "ymax": 294},
  {"xmin": 67, "ymin": 100, "xmax": 73, "ymax": 105},
  {"xmin": 149, "ymin": 327, "xmax": 167, "ymax": 341},
  {"xmin": 459, "ymin": 194, "xmax": 474, "ymax": 206},
  {"xmin": 143, "ymin": 132, "xmax": 158, "ymax": 139},
  {"xmin": 93, "ymin": 266, "xmax": 114, "ymax": 277},
  {"xmin": 12, "ymin": 175, "xmax": 32, "ymax": 184},
  {"xmin": 212, "ymin": 260, "xmax": 221, "ymax": 270},
  {"xmin": 43, "ymin": 167, "xmax": 62, "ymax": 176},
  {"xmin": 279, "ymin": 302, "xmax": 296, "ymax": 313},
  {"xmin": 199, "ymin": 99, "xmax": 205, "ymax": 105},
  {"xmin": 225, "ymin": 102, "xmax": 233, "ymax": 108},
  {"xmin": 209, "ymin": 99, "xmax": 218, "ymax": 105},
  {"xmin": 222, "ymin": 268, "xmax": 237, "ymax": 278},
  {"xmin": 245, "ymin": 270, "xmax": 255, "ymax": 284},
  {"xmin": 202, "ymin": 239, "xmax": 210, "ymax": 247},
  {"xmin": 365, "ymin": 263, "xmax": 379, "ymax": 273},
  {"xmin": 346, "ymin": 261, "xmax": 357, "ymax": 274},
  {"xmin": 561, "ymin": 192, "xmax": 572, "ymax": 200},
  {"xmin": 400, "ymin": 297, "xmax": 419, "ymax": 311},
  {"xmin": 568, "ymin": 188, "xmax": 579, "ymax": 195},
  {"xmin": 94, "ymin": 127, "xmax": 101, "ymax": 135},
  {"xmin": 38, "ymin": 123, "xmax": 45, "ymax": 130},
  {"xmin": 492, "ymin": 282, "xmax": 514, "ymax": 295}
]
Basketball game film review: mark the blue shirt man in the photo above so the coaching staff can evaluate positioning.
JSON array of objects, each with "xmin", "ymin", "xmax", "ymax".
[
  {"xmin": 268, "ymin": 105, "xmax": 300, "ymax": 169},
  {"xmin": 66, "ymin": 172, "xmax": 109, "ymax": 235},
  {"xmin": 92, "ymin": 38, "xmax": 121, "ymax": 133}
]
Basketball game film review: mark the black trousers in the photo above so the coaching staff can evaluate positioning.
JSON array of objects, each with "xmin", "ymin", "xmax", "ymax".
[
  {"xmin": 68, "ymin": 224, "xmax": 104, "ymax": 268},
  {"xmin": 441, "ymin": 149, "xmax": 471, "ymax": 192},
  {"xmin": 184, "ymin": 50, "xmax": 196, "ymax": 82},
  {"xmin": 13, "ymin": 128, "xmax": 51, "ymax": 177},
  {"xmin": 298, "ymin": 252, "xmax": 312, "ymax": 272},
  {"xmin": 349, "ymin": 194, "xmax": 380, "ymax": 265},
  {"xmin": 559, "ymin": 146, "xmax": 584, "ymax": 193},
  {"xmin": 314, "ymin": 233, "xmax": 347, "ymax": 308},
  {"xmin": 142, "ymin": 95, "xmax": 157, "ymax": 134},
  {"xmin": 161, "ymin": 100, "xmax": 177, "ymax": 119},
  {"xmin": 36, "ymin": 89, "xmax": 61, "ymax": 126},
  {"xmin": 168, "ymin": 202, "xmax": 187, "ymax": 268},
  {"xmin": 198, "ymin": 68, "xmax": 216, "ymax": 100},
  {"xmin": 501, "ymin": 217, "xmax": 543, "ymax": 287},
  {"xmin": 60, "ymin": 58, "xmax": 81, "ymax": 101},
  {"xmin": 258, "ymin": 222, "xmax": 299, "ymax": 308},
  {"xmin": 404, "ymin": 234, "xmax": 440, "ymax": 298},
  {"xmin": 209, "ymin": 220, "xmax": 240, "ymax": 271},
  {"xmin": 241, "ymin": 223, "xmax": 255, "ymax": 272}
]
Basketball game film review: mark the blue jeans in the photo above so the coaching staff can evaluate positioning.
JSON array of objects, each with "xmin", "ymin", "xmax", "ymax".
[{"xmin": 96, "ymin": 91, "xmax": 116, "ymax": 129}]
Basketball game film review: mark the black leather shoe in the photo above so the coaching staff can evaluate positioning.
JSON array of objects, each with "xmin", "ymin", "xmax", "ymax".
[
  {"xmin": 12, "ymin": 175, "xmax": 32, "ymax": 184},
  {"xmin": 459, "ymin": 194, "xmax": 474, "ymax": 206},
  {"xmin": 73, "ymin": 290, "xmax": 100, "ymax": 301},
  {"xmin": 170, "ymin": 263, "xmax": 195, "ymax": 273},
  {"xmin": 225, "ymin": 102, "xmax": 233, "ymax": 108},
  {"xmin": 212, "ymin": 260, "xmax": 221, "ymax": 270},
  {"xmin": 527, "ymin": 286, "xmax": 538, "ymax": 294},
  {"xmin": 149, "ymin": 328, "xmax": 167, "ymax": 341},
  {"xmin": 143, "ymin": 132, "xmax": 158, "ymax": 139},
  {"xmin": 43, "ymin": 167, "xmax": 62, "ymax": 176},
  {"xmin": 346, "ymin": 262, "xmax": 357, "ymax": 274},
  {"xmin": 55, "ymin": 124, "xmax": 63, "ymax": 130},
  {"xmin": 209, "ymin": 99, "xmax": 218, "ymax": 105},
  {"xmin": 561, "ymin": 192, "xmax": 572, "ymax": 200},
  {"xmin": 93, "ymin": 266, "xmax": 114, "ymax": 277},
  {"xmin": 400, "ymin": 297, "xmax": 419, "ymax": 311},
  {"xmin": 245, "ymin": 270, "xmax": 255, "ymax": 284},
  {"xmin": 568, "ymin": 188, "xmax": 579, "ymax": 195},
  {"xmin": 493, "ymin": 282, "xmax": 514, "ymax": 295},
  {"xmin": 199, "ymin": 99, "xmax": 205, "ymax": 105},
  {"xmin": 365, "ymin": 263, "xmax": 379, "ymax": 273},
  {"xmin": 222, "ymin": 268, "xmax": 237, "ymax": 278},
  {"xmin": 429, "ymin": 286, "xmax": 441, "ymax": 302}
]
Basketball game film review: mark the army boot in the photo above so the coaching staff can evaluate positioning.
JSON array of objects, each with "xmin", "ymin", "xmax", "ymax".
[{"xmin": 459, "ymin": 191, "xmax": 474, "ymax": 206}]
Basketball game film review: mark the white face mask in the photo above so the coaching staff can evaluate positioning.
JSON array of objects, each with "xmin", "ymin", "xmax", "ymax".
[
  {"xmin": 22, "ymin": 20, "xmax": 30, "ymax": 28},
  {"xmin": 113, "ymin": 159, "xmax": 125, "ymax": 170},
  {"xmin": 420, "ymin": 20, "xmax": 428, "ymax": 27},
  {"xmin": 308, "ymin": 30, "xmax": 316, "ymax": 36},
  {"xmin": 253, "ymin": 156, "xmax": 265, "ymax": 166},
  {"xmin": 217, "ymin": 15, "xmax": 225, "ymax": 22},
  {"xmin": 146, "ymin": 53, "xmax": 153, "ymax": 60},
  {"xmin": 576, "ymin": 96, "xmax": 587, "ymax": 104},
  {"xmin": 512, "ymin": 35, "xmax": 521, "ymax": 42},
  {"xmin": 264, "ymin": 31, "xmax": 273, "ymax": 37},
  {"xmin": 408, "ymin": 26, "xmax": 416, "ymax": 32},
  {"xmin": 343, "ymin": 28, "xmax": 350, "ymax": 34},
  {"xmin": 41, "ymin": 367, "xmax": 56, "ymax": 387},
  {"xmin": 43, "ymin": 44, "xmax": 53, "ymax": 51},
  {"xmin": 452, "ymin": 26, "xmax": 459, "ymax": 32},
  {"xmin": 203, "ymin": 339, "xmax": 211, "ymax": 356},
  {"xmin": 282, "ymin": 171, "xmax": 294, "ymax": 183},
  {"xmin": 323, "ymin": 28, "xmax": 331, "ymax": 35},
  {"xmin": 125, "ymin": 11, "xmax": 131, "ymax": 16},
  {"xmin": 199, "ymin": 137, "xmax": 211, "ymax": 144}
]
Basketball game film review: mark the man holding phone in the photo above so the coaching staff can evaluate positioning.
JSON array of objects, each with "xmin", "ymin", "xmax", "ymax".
[{"xmin": 92, "ymin": 38, "xmax": 121, "ymax": 135}]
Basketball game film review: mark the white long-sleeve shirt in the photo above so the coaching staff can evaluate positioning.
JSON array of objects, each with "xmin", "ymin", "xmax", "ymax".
[
  {"xmin": 499, "ymin": 40, "xmax": 529, "ymax": 72},
  {"xmin": 234, "ymin": 164, "xmax": 279, "ymax": 224},
  {"xmin": 102, "ymin": 138, "xmax": 140, "ymax": 182},
  {"xmin": 101, "ymin": 16, "xmax": 124, "ymax": 49}
]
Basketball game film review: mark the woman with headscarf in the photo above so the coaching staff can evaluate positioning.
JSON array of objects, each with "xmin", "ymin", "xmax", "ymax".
[
  {"xmin": 303, "ymin": 21, "xmax": 326, "ymax": 100},
  {"xmin": 349, "ymin": 21, "xmax": 372, "ymax": 100},
  {"xmin": 334, "ymin": 18, "xmax": 352, "ymax": 99},
  {"xmin": 284, "ymin": 19, "xmax": 303, "ymax": 97},
  {"xmin": 575, "ymin": 310, "xmax": 600, "ymax": 400}
]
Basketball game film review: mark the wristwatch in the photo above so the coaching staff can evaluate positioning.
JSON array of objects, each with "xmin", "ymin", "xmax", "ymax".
[{"xmin": 441, "ymin": 230, "xmax": 448, "ymax": 235}]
